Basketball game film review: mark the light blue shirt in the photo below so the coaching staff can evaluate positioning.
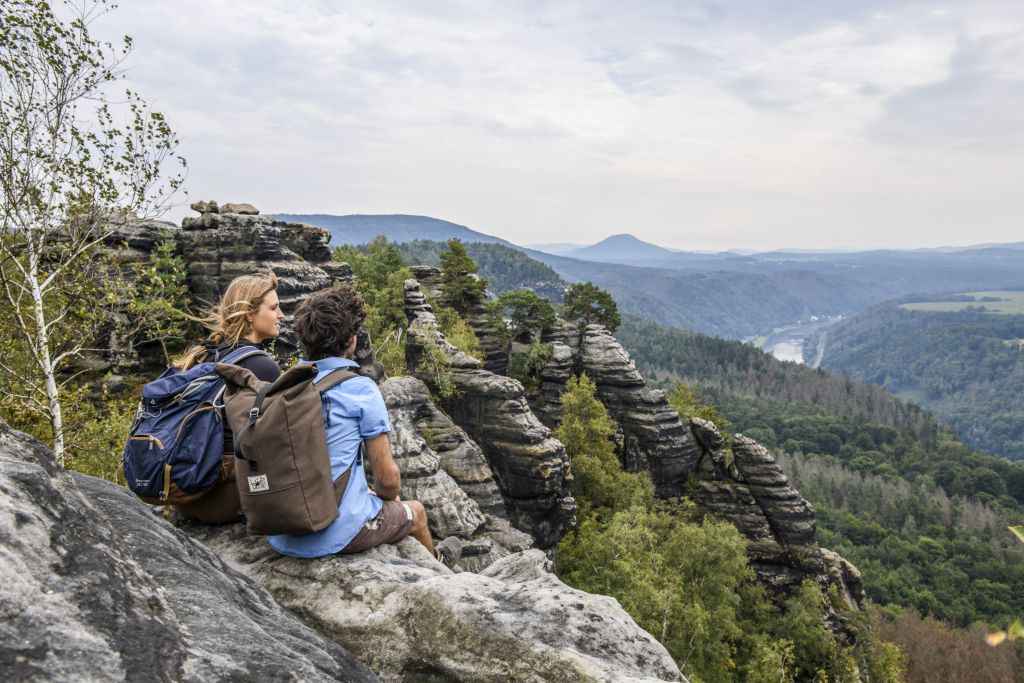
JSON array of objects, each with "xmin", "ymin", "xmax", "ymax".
[{"xmin": 268, "ymin": 357, "xmax": 390, "ymax": 558}]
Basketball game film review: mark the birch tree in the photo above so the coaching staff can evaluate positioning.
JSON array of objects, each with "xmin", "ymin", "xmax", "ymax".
[{"xmin": 0, "ymin": 0, "xmax": 185, "ymax": 464}]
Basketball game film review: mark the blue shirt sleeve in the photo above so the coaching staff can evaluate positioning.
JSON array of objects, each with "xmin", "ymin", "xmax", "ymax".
[{"xmin": 341, "ymin": 376, "xmax": 391, "ymax": 438}]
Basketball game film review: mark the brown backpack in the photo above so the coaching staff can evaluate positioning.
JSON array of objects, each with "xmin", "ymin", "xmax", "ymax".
[{"xmin": 216, "ymin": 362, "xmax": 358, "ymax": 535}]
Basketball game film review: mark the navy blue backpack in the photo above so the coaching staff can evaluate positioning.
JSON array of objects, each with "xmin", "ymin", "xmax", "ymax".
[{"xmin": 122, "ymin": 346, "xmax": 268, "ymax": 502}]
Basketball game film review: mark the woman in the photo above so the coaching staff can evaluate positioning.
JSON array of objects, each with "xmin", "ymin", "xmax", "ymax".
[{"xmin": 171, "ymin": 271, "xmax": 285, "ymax": 523}]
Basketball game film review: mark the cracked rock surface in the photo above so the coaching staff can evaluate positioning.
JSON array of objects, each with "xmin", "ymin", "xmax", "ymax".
[
  {"xmin": 188, "ymin": 525, "xmax": 685, "ymax": 683},
  {"xmin": 0, "ymin": 421, "xmax": 375, "ymax": 682}
]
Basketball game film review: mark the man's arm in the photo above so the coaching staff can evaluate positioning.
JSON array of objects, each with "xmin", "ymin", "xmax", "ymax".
[{"xmin": 365, "ymin": 433, "xmax": 401, "ymax": 500}]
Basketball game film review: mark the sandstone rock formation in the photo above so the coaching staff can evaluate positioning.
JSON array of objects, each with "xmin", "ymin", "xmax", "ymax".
[
  {"xmin": 537, "ymin": 321, "xmax": 702, "ymax": 494},
  {"xmin": 548, "ymin": 321, "xmax": 863, "ymax": 612},
  {"xmin": 692, "ymin": 425, "xmax": 866, "ymax": 633},
  {"xmin": 382, "ymin": 375, "xmax": 534, "ymax": 572},
  {"xmin": 409, "ymin": 265, "xmax": 510, "ymax": 375},
  {"xmin": 189, "ymin": 526, "xmax": 684, "ymax": 683},
  {"xmin": 403, "ymin": 278, "xmax": 576, "ymax": 549},
  {"xmin": 0, "ymin": 420, "xmax": 376, "ymax": 682},
  {"xmin": 410, "ymin": 277, "xmax": 864, "ymax": 615},
  {"xmin": 101, "ymin": 203, "xmax": 377, "ymax": 376}
]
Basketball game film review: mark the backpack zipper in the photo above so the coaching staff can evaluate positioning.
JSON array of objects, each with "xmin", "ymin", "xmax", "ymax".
[
  {"xmin": 174, "ymin": 404, "xmax": 221, "ymax": 445},
  {"xmin": 129, "ymin": 434, "xmax": 165, "ymax": 450}
]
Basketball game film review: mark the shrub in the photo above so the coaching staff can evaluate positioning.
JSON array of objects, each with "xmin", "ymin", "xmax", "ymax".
[
  {"xmin": 435, "ymin": 304, "xmax": 483, "ymax": 361},
  {"xmin": 487, "ymin": 289, "xmax": 556, "ymax": 344},
  {"xmin": 508, "ymin": 341, "xmax": 553, "ymax": 393}
]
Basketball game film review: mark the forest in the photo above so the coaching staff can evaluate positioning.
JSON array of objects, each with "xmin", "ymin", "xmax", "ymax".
[
  {"xmin": 391, "ymin": 239, "xmax": 567, "ymax": 301},
  {"xmin": 617, "ymin": 315, "xmax": 1024, "ymax": 632},
  {"xmin": 809, "ymin": 302, "xmax": 1024, "ymax": 460}
]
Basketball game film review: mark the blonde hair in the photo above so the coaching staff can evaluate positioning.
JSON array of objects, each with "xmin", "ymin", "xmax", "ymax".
[{"xmin": 173, "ymin": 271, "xmax": 279, "ymax": 369}]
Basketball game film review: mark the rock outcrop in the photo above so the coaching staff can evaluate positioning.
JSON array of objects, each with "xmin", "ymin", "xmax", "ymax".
[
  {"xmin": 537, "ymin": 321, "xmax": 702, "ymax": 494},
  {"xmin": 403, "ymin": 278, "xmax": 576, "ymax": 549},
  {"xmin": 0, "ymin": 421, "xmax": 376, "ymax": 682},
  {"xmin": 692, "ymin": 425, "xmax": 866, "ymax": 631},
  {"xmin": 178, "ymin": 204, "xmax": 335, "ymax": 346},
  {"xmin": 190, "ymin": 525, "xmax": 684, "ymax": 683},
  {"xmin": 100, "ymin": 203, "xmax": 377, "ymax": 376},
  {"xmin": 429, "ymin": 286, "xmax": 864, "ymax": 615},
  {"xmin": 382, "ymin": 376, "xmax": 534, "ymax": 572},
  {"xmin": 1, "ymin": 418, "xmax": 683, "ymax": 682},
  {"xmin": 409, "ymin": 265, "xmax": 511, "ymax": 375}
]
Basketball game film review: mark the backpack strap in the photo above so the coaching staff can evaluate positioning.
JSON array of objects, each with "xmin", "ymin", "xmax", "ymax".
[
  {"xmin": 219, "ymin": 345, "xmax": 270, "ymax": 365},
  {"xmin": 316, "ymin": 367, "xmax": 358, "ymax": 393},
  {"xmin": 317, "ymin": 368, "xmax": 362, "ymax": 507}
]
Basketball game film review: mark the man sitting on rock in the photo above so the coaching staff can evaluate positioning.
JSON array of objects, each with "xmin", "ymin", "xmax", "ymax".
[{"xmin": 268, "ymin": 286, "xmax": 434, "ymax": 557}]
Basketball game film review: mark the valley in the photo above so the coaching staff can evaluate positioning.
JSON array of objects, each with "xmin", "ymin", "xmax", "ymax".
[{"xmin": 749, "ymin": 316, "xmax": 840, "ymax": 366}]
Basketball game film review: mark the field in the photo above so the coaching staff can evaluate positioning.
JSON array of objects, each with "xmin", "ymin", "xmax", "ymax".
[{"xmin": 900, "ymin": 291, "xmax": 1024, "ymax": 315}]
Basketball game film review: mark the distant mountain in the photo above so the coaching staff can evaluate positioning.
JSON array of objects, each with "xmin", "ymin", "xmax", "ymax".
[
  {"xmin": 279, "ymin": 212, "xmax": 1024, "ymax": 341},
  {"xmin": 564, "ymin": 233, "xmax": 679, "ymax": 262},
  {"xmin": 274, "ymin": 213, "xmax": 512, "ymax": 248},
  {"xmin": 524, "ymin": 242, "xmax": 585, "ymax": 255}
]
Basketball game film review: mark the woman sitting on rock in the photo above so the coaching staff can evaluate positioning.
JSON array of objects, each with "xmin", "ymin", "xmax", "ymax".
[{"xmin": 171, "ymin": 271, "xmax": 285, "ymax": 523}]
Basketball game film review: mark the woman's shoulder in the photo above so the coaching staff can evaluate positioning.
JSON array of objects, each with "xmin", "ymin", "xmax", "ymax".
[{"xmin": 225, "ymin": 343, "xmax": 281, "ymax": 382}]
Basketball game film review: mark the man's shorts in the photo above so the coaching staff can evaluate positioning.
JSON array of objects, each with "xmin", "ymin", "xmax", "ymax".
[{"xmin": 341, "ymin": 500, "xmax": 414, "ymax": 554}]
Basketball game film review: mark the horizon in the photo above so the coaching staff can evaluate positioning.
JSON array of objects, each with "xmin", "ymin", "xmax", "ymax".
[{"xmin": 210, "ymin": 209, "xmax": 1024, "ymax": 255}]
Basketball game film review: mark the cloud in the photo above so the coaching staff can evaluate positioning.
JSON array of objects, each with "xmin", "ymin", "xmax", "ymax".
[
  {"xmin": 870, "ymin": 32, "xmax": 1024, "ymax": 148},
  {"xmin": 83, "ymin": 0, "xmax": 1024, "ymax": 250}
]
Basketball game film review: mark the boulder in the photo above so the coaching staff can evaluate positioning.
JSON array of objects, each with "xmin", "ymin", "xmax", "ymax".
[
  {"xmin": 189, "ymin": 524, "xmax": 685, "ymax": 683},
  {"xmin": 0, "ymin": 421, "xmax": 375, "ymax": 682},
  {"xmin": 219, "ymin": 202, "xmax": 259, "ymax": 215},
  {"xmin": 189, "ymin": 200, "xmax": 219, "ymax": 214}
]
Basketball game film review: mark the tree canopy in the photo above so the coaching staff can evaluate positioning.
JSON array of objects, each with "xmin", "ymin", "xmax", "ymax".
[
  {"xmin": 439, "ymin": 238, "xmax": 487, "ymax": 314},
  {"xmin": 563, "ymin": 282, "xmax": 621, "ymax": 332}
]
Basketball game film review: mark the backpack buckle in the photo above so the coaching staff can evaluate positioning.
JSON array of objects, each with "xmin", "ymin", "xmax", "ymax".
[{"xmin": 248, "ymin": 406, "xmax": 260, "ymax": 421}]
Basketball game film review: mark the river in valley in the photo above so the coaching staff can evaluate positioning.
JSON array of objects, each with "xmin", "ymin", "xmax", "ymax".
[{"xmin": 749, "ymin": 317, "xmax": 842, "ymax": 367}]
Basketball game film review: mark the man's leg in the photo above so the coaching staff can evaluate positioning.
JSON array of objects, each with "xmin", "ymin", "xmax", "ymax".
[
  {"xmin": 341, "ymin": 499, "xmax": 433, "ymax": 555},
  {"xmin": 405, "ymin": 500, "xmax": 433, "ymax": 554}
]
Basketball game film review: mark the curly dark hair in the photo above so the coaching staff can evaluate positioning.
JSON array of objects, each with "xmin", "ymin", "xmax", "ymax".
[{"xmin": 294, "ymin": 285, "xmax": 367, "ymax": 361}]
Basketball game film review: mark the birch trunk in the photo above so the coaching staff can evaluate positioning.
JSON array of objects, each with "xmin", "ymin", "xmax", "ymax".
[{"xmin": 27, "ymin": 242, "xmax": 65, "ymax": 465}]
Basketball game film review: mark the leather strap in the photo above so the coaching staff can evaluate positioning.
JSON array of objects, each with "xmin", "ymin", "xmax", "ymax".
[{"xmin": 316, "ymin": 367, "xmax": 358, "ymax": 392}]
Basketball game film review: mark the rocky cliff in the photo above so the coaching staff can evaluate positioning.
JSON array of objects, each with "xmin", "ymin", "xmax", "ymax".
[
  {"xmin": 403, "ymin": 277, "xmax": 576, "ymax": 549},
  {"xmin": 402, "ymin": 267, "xmax": 864, "ymax": 624},
  {"xmin": 1, "ymin": 419, "xmax": 683, "ymax": 682},
  {"xmin": 69, "ymin": 202, "xmax": 865, "ymax": 675},
  {"xmin": 0, "ymin": 420, "xmax": 377, "ymax": 682},
  {"xmin": 101, "ymin": 201, "xmax": 377, "ymax": 377}
]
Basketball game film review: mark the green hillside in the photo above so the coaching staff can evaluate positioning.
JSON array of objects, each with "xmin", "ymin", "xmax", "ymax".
[
  {"xmin": 810, "ymin": 299, "xmax": 1024, "ymax": 460},
  {"xmin": 618, "ymin": 315, "xmax": 1024, "ymax": 629}
]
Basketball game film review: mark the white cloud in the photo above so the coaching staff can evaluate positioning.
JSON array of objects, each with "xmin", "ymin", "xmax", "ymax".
[{"xmin": 86, "ymin": 0, "xmax": 1024, "ymax": 250}]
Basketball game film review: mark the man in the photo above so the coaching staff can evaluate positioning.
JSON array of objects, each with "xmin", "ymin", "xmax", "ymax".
[{"xmin": 268, "ymin": 285, "xmax": 433, "ymax": 557}]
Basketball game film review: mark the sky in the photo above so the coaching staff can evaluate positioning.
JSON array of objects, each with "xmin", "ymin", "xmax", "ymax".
[{"xmin": 92, "ymin": 1, "xmax": 1024, "ymax": 252}]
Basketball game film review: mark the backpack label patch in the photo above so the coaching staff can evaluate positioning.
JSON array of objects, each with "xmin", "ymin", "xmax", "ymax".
[{"xmin": 248, "ymin": 474, "xmax": 269, "ymax": 493}]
